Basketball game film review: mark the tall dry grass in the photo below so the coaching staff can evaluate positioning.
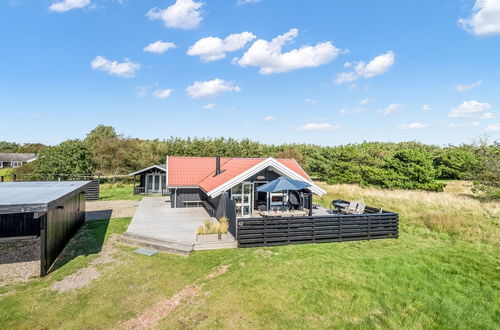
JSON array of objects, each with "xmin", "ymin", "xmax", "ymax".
[{"xmin": 315, "ymin": 182, "xmax": 500, "ymax": 245}]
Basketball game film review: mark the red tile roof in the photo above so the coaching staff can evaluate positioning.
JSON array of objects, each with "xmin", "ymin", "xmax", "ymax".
[{"xmin": 167, "ymin": 156, "xmax": 311, "ymax": 193}]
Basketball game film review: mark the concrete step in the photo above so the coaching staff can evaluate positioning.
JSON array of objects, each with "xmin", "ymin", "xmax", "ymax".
[
  {"xmin": 121, "ymin": 232, "xmax": 194, "ymax": 256},
  {"xmin": 193, "ymin": 241, "xmax": 238, "ymax": 251}
]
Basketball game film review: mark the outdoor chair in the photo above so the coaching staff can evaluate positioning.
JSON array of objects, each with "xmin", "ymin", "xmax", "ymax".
[
  {"xmin": 342, "ymin": 201, "xmax": 366, "ymax": 215},
  {"xmin": 341, "ymin": 201, "xmax": 358, "ymax": 214},
  {"xmin": 354, "ymin": 202, "xmax": 366, "ymax": 214},
  {"xmin": 288, "ymin": 191, "xmax": 301, "ymax": 210}
]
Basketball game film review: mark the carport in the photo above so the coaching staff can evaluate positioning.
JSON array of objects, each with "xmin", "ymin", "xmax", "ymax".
[{"xmin": 0, "ymin": 181, "xmax": 90, "ymax": 276}]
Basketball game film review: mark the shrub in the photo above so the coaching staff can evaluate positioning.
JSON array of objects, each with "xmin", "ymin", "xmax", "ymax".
[{"xmin": 436, "ymin": 147, "xmax": 479, "ymax": 179}]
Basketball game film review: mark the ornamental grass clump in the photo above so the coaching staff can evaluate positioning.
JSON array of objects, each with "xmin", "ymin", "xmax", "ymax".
[
  {"xmin": 218, "ymin": 217, "xmax": 229, "ymax": 234},
  {"xmin": 197, "ymin": 219, "xmax": 219, "ymax": 235},
  {"xmin": 197, "ymin": 218, "xmax": 229, "ymax": 235}
]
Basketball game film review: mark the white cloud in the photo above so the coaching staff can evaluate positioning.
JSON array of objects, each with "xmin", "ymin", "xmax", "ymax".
[
  {"xmin": 304, "ymin": 98, "xmax": 317, "ymax": 104},
  {"xmin": 264, "ymin": 115, "xmax": 276, "ymax": 121},
  {"xmin": 335, "ymin": 51, "xmax": 395, "ymax": 85},
  {"xmin": 153, "ymin": 89, "xmax": 173, "ymax": 99},
  {"xmin": 203, "ymin": 103, "xmax": 216, "ymax": 110},
  {"xmin": 448, "ymin": 100, "xmax": 491, "ymax": 118},
  {"xmin": 423, "ymin": 104, "xmax": 431, "ymax": 111},
  {"xmin": 448, "ymin": 121, "xmax": 481, "ymax": 128},
  {"xmin": 456, "ymin": 80, "xmax": 482, "ymax": 92},
  {"xmin": 359, "ymin": 98, "xmax": 371, "ymax": 105},
  {"xmin": 486, "ymin": 123, "xmax": 500, "ymax": 131},
  {"xmin": 340, "ymin": 108, "xmax": 366, "ymax": 115},
  {"xmin": 459, "ymin": 0, "xmax": 500, "ymax": 36},
  {"xmin": 188, "ymin": 32, "xmax": 256, "ymax": 61},
  {"xmin": 90, "ymin": 56, "xmax": 140, "ymax": 78},
  {"xmin": 481, "ymin": 112, "xmax": 496, "ymax": 119},
  {"xmin": 235, "ymin": 28, "xmax": 340, "ymax": 74},
  {"xmin": 378, "ymin": 103, "xmax": 403, "ymax": 116},
  {"xmin": 396, "ymin": 122, "xmax": 428, "ymax": 130},
  {"xmin": 146, "ymin": 0, "xmax": 204, "ymax": 30},
  {"xmin": 143, "ymin": 40, "xmax": 176, "ymax": 54},
  {"xmin": 49, "ymin": 0, "xmax": 90, "ymax": 12},
  {"xmin": 295, "ymin": 123, "xmax": 340, "ymax": 131},
  {"xmin": 237, "ymin": 0, "xmax": 262, "ymax": 5},
  {"xmin": 186, "ymin": 78, "xmax": 241, "ymax": 98}
]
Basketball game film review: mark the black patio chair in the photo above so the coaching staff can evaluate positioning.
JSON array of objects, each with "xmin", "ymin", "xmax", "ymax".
[{"xmin": 288, "ymin": 191, "xmax": 301, "ymax": 210}]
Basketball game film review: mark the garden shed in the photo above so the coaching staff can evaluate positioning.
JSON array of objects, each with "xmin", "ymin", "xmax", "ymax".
[{"xmin": 0, "ymin": 181, "xmax": 90, "ymax": 276}]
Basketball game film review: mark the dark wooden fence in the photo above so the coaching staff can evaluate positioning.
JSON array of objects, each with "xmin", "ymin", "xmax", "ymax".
[
  {"xmin": 237, "ymin": 212, "xmax": 398, "ymax": 248},
  {"xmin": 0, "ymin": 213, "xmax": 41, "ymax": 238},
  {"xmin": 85, "ymin": 180, "xmax": 100, "ymax": 201}
]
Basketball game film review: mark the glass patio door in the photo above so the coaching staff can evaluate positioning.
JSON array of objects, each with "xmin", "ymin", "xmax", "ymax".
[
  {"xmin": 146, "ymin": 174, "xmax": 164, "ymax": 193},
  {"xmin": 241, "ymin": 182, "xmax": 253, "ymax": 217},
  {"xmin": 231, "ymin": 182, "xmax": 253, "ymax": 218}
]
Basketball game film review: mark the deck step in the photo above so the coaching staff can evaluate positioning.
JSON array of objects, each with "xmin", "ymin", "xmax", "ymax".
[
  {"xmin": 121, "ymin": 232, "xmax": 194, "ymax": 256},
  {"xmin": 193, "ymin": 241, "xmax": 237, "ymax": 251}
]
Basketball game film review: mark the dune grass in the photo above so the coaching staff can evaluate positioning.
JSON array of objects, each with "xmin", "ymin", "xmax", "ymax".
[{"xmin": 0, "ymin": 184, "xmax": 498, "ymax": 329}]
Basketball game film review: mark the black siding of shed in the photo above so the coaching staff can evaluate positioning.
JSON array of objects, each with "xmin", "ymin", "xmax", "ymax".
[
  {"xmin": 0, "ymin": 213, "xmax": 42, "ymax": 237},
  {"xmin": 40, "ymin": 190, "xmax": 86, "ymax": 276}
]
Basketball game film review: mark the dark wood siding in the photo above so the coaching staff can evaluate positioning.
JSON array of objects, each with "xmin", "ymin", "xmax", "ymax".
[
  {"xmin": 171, "ymin": 188, "xmax": 206, "ymax": 208},
  {"xmin": 0, "ymin": 212, "xmax": 41, "ymax": 237},
  {"xmin": 246, "ymin": 169, "xmax": 281, "ymax": 182},
  {"xmin": 40, "ymin": 191, "xmax": 86, "ymax": 276}
]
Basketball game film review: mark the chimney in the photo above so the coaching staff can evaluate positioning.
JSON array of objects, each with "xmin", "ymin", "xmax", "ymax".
[{"xmin": 215, "ymin": 156, "xmax": 221, "ymax": 176}]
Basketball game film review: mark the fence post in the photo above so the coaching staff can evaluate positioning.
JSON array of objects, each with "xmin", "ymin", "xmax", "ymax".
[
  {"xmin": 287, "ymin": 217, "xmax": 290, "ymax": 244},
  {"xmin": 368, "ymin": 216, "xmax": 371, "ymax": 240},
  {"xmin": 339, "ymin": 217, "xmax": 342, "ymax": 240},
  {"xmin": 312, "ymin": 217, "xmax": 316, "ymax": 242},
  {"xmin": 0, "ymin": 176, "xmax": 3, "ymax": 182},
  {"xmin": 13, "ymin": 174, "xmax": 16, "ymax": 182}
]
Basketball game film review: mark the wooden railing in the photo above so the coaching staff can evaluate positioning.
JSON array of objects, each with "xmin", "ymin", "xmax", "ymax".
[{"xmin": 133, "ymin": 187, "xmax": 169, "ymax": 196}]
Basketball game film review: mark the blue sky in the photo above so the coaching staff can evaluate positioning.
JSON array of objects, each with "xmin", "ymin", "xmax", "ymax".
[{"xmin": 1, "ymin": 0, "xmax": 499, "ymax": 146}]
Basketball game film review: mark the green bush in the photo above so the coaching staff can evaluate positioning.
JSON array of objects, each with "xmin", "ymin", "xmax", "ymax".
[
  {"xmin": 31, "ymin": 140, "xmax": 93, "ymax": 180},
  {"xmin": 3, "ymin": 125, "xmax": 498, "ymax": 194}
]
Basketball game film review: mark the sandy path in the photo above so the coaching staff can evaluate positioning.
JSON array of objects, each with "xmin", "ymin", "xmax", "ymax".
[
  {"xmin": 85, "ymin": 200, "xmax": 139, "ymax": 221},
  {"xmin": 122, "ymin": 265, "xmax": 232, "ymax": 330}
]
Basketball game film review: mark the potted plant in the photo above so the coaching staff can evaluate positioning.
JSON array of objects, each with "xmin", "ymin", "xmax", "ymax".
[
  {"xmin": 218, "ymin": 217, "xmax": 231, "ymax": 242},
  {"xmin": 196, "ymin": 219, "xmax": 219, "ymax": 243}
]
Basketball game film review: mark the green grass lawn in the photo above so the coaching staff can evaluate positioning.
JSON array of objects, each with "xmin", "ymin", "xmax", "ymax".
[
  {"xmin": 98, "ymin": 183, "xmax": 143, "ymax": 201},
  {"xmin": 0, "ymin": 184, "xmax": 498, "ymax": 329}
]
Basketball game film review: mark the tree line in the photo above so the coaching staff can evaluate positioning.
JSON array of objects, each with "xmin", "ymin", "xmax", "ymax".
[{"xmin": 2, "ymin": 125, "xmax": 499, "ymax": 198}]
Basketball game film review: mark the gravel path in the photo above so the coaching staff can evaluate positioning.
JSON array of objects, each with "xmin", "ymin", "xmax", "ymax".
[
  {"xmin": 85, "ymin": 200, "xmax": 139, "ymax": 221},
  {"xmin": 0, "ymin": 239, "xmax": 40, "ymax": 286}
]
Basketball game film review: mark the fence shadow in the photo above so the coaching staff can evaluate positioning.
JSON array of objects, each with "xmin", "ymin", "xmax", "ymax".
[{"xmin": 49, "ymin": 217, "xmax": 110, "ymax": 273}]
